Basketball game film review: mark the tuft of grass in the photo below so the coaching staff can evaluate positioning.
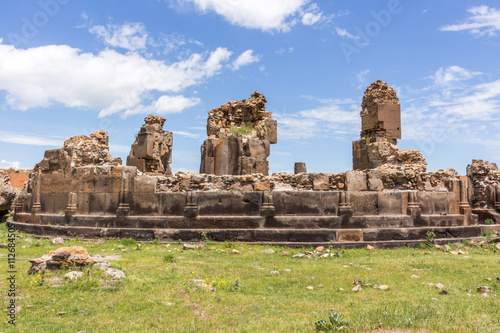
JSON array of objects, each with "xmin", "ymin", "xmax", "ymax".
[
  {"xmin": 163, "ymin": 253, "xmax": 176, "ymax": 263},
  {"xmin": 484, "ymin": 218, "xmax": 495, "ymax": 225},
  {"xmin": 227, "ymin": 121, "xmax": 253, "ymax": 136},
  {"xmin": 121, "ymin": 237, "xmax": 136, "ymax": 246}
]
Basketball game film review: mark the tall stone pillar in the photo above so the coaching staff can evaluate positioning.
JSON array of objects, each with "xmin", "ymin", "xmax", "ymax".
[{"xmin": 127, "ymin": 115, "xmax": 173, "ymax": 175}]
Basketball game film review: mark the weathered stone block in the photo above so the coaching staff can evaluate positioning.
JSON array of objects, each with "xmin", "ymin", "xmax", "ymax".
[
  {"xmin": 346, "ymin": 170, "xmax": 367, "ymax": 191},
  {"xmin": 336, "ymin": 229, "xmax": 363, "ymax": 242},
  {"xmin": 312, "ymin": 174, "xmax": 329, "ymax": 191}
]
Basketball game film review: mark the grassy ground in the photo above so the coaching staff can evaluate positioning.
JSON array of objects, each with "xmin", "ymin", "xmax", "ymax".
[{"xmin": 0, "ymin": 223, "xmax": 499, "ymax": 333}]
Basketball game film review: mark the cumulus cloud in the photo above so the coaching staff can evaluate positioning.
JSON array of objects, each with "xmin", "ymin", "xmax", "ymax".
[
  {"xmin": 440, "ymin": 5, "xmax": 500, "ymax": 37},
  {"xmin": 89, "ymin": 22, "xmax": 148, "ymax": 51},
  {"xmin": 0, "ymin": 41, "xmax": 233, "ymax": 117},
  {"xmin": 231, "ymin": 50, "xmax": 261, "ymax": 70},
  {"xmin": 0, "ymin": 160, "xmax": 20, "ymax": 169},
  {"xmin": 178, "ymin": 0, "xmax": 325, "ymax": 32},
  {"xmin": 402, "ymin": 66, "xmax": 500, "ymax": 148}
]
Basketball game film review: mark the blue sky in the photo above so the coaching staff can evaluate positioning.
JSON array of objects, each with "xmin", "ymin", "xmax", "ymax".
[{"xmin": 1, "ymin": 0, "xmax": 500, "ymax": 175}]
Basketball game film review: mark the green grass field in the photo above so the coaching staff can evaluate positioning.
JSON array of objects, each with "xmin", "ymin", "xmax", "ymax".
[{"xmin": 1, "ymin": 223, "xmax": 499, "ymax": 333}]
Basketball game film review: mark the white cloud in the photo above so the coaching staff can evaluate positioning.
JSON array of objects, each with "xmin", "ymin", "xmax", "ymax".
[
  {"xmin": 434, "ymin": 65, "xmax": 482, "ymax": 85},
  {"xmin": 0, "ymin": 160, "xmax": 20, "ymax": 169},
  {"xmin": 231, "ymin": 50, "xmax": 261, "ymax": 70},
  {"xmin": 172, "ymin": 130, "xmax": 201, "ymax": 139},
  {"xmin": 179, "ymin": 0, "xmax": 325, "ymax": 32},
  {"xmin": 440, "ymin": 5, "xmax": 500, "ymax": 37},
  {"xmin": 0, "ymin": 41, "xmax": 233, "ymax": 117},
  {"xmin": 89, "ymin": 22, "xmax": 148, "ymax": 51},
  {"xmin": 123, "ymin": 95, "xmax": 201, "ymax": 117},
  {"xmin": 335, "ymin": 27, "xmax": 357, "ymax": 40},
  {"xmin": 302, "ymin": 12, "xmax": 322, "ymax": 26},
  {"xmin": 275, "ymin": 98, "xmax": 358, "ymax": 140},
  {"xmin": 0, "ymin": 131, "xmax": 62, "ymax": 146},
  {"xmin": 401, "ymin": 67, "xmax": 500, "ymax": 146}
]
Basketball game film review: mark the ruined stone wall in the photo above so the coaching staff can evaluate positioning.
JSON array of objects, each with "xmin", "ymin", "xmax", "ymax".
[
  {"xmin": 127, "ymin": 115, "xmax": 173, "ymax": 175},
  {"xmin": 0, "ymin": 170, "xmax": 18, "ymax": 212},
  {"xmin": 0, "ymin": 169, "xmax": 30, "ymax": 189},
  {"xmin": 200, "ymin": 92, "xmax": 277, "ymax": 176},
  {"xmin": 353, "ymin": 138, "xmax": 426, "ymax": 171},
  {"xmin": 466, "ymin": 160, "xmax": 500, "ymax": 209}
]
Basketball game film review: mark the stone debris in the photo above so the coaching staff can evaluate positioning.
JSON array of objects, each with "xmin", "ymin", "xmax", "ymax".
[
  {"xmin": 103, "ymin": 268, "xmax": 126, "ymax": 279},
  {"xmin": 352, "ymin": 285, "xmax": 362, "ymax": 292},
  {"xmin": 63, "ymin": 130, "xmax": 116, "ymax": 167},
  {"xmin": 192, "ymin": 279, "xmax": 214, "ymax": 291},
  {"xmin": 280, "ymin": 251, "xmax": 289, "ymax": 256},
  {"xmin": 28, "ymin": 246, "xmax": 94, "ymax": 274},
  {"xmin": 65, "ymin": 271, "xmax": 84, "ymax": 280},
  {"xmin": 367, "ymin": 244, "xmax": 375, "ymax": 251},
  {"xmin": 306, "ymin": 286, "xmax": 314, "ymax": 291},
  {"xmin": 200, "ymin": 92, "xmax": 277, "ymax": 176},
  {"xmin": 435, "ymin": 283, "xmax": 445, "ymax": 290},
  {"xmin": 127, "ymin": 115, "xmax": 173, "ymax": 175},
  {"xmin": 477, "ymin": 286, "xmax": 492, "ymax": 293},
  {"xmin": 378, "ymin": 285, "xmax": 389, "ymax": 290},
  {"xmin": 183, "ymin": 243, "xmax": 205, "ymax": 250},
  {"xmin": 270, "ymin": 271, "xmax": 279, "ymax": 275},
  {"xmin": 261, "ymin": 249, "xmax": 274, "ymax": 254},
  {"xmin": 51, "ymin": 237, "xmax": 64, "ymax": 244}
]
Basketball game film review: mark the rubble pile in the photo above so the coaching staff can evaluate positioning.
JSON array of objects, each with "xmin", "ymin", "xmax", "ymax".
[{"xmin": 63, "ymin": 130, "xmax": 115, "ymax": 167}]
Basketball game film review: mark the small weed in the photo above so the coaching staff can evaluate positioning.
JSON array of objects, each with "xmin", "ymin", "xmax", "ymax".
[
  {"xmin": 315, "ymin": 312, "xmax": 350, "ymax": 331},
  {"xmin": 426, "ymin": 230, "xmax": 436, "ymax": 246},
  {"xmin": 163, "ymin": 254, "xmax": 176, "ymax": 263},
  {"xmin": 227, "ymin": 278, "xmax": 242, "ymax": 292},
  {"xmin": 201, "ymin": 232, "xmax": 209, "ymax": 242},
  {"xmin": 484, "ymin": 218, "xmax": 495, "ymax": 225},
  {"xmin": 482, "ymin": 229, "xmax": 496, "ymax": 240},
  {"xmin": 121, "ymin": 238, "xmax": 136, "ymax": 246}
]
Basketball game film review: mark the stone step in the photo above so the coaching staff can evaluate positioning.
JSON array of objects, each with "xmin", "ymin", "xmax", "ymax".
[
  {"xmin": 9, "ymin": 222, "xmax": 494, "ymax": 244},
  {"xmin": 15, "ymin": 213, "xmax": 475, "ymax": 229}
]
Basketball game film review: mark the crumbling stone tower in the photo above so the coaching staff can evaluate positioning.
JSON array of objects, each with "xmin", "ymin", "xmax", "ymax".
[
  {"xmin": 352, "ymin": 80, "xmax": 425, "ymax": 171},
  {"xmin": 200, "ymin": 92, "xmax": 277, "ymax": 175},
  {"xmin": 127, "ymin": 115, "xmax": 173, "ymax": 175},
  {"xmin": 360, "ymin": 79, "xmax": 401, "ymax": 143}
]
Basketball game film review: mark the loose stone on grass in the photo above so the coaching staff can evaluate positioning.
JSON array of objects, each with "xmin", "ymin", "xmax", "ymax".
[
  {"xmin": 65, "ymin": 271, "xmax": 84, "ymax": 280},
  {"xmin": 104, "ymin": 268, "xmax": 126, "ymax": 279}
]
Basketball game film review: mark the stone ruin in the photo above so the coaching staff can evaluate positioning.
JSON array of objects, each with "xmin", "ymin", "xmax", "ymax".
[
  {"xmin": 353, "ymin": 80, "xmax": 427, "ymax": 175},
  {"xmin": 127, "ymin": 115, "xmax": 173, "ymax": 175},
  {"xmin": 200, "ymin": 92, "xmax": 277, "ymax": 175},
  {"xmin": 8, "ymin": 83, "xmax": 499, "ymax": 247},
  {"xmin": 0, "ymin": 170, "xmax": 17, "ymax": 215}
]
